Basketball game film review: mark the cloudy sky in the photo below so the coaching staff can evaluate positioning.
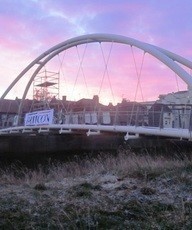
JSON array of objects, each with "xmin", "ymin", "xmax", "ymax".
[{"xmin": 0, "ymin": 0, "xmax": 192, "ymax": 103}]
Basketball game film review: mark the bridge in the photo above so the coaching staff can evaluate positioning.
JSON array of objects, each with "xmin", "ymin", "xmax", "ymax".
[{"xmin": 1, "ymin": 33, "xmax": 192, "ymax": 146}]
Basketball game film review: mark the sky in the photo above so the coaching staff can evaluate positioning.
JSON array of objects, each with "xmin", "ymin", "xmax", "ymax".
[{"xmin": 0, "ymin": 0, "xmax": 192, "ymax": 104}]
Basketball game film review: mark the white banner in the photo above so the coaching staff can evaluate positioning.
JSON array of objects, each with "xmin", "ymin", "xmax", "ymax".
[{"xmin": 24, "ymin": 109, "xmax": 54, "ymax": 126}]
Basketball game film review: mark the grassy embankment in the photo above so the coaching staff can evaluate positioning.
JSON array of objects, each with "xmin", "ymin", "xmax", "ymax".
[{"xmin": 0, "ymin": 149, "xmax": 192, "ymax": 229}]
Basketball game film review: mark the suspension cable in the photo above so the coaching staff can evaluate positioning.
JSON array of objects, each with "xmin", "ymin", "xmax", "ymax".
[
  {"xmin": 57, "ymin": 50, "xmax": 68, "ymax": 95},
  {"xmin": 76, "ymin": 43, "xmax": 89, "ymax": 97},
  {"xmin": 66, "ymin": 44, "xmax": 88, "ymax": 113},
  {"xmin": 98, "ymin": 42, "xmax": 115, "ymax": 104},
  {"xmin": 131, "ymin": 46, "xmax": 145, "ymax": 102},
  {"xmin": 57, "ymin": 51, "xmax": 68, "ymax": 112},
  {"xmin": 129, "ymin": 46, "xmax": 145, "ymax": 126}
]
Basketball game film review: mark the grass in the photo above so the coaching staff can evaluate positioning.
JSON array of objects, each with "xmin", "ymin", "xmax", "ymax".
[
  {"xmin": 2, "ymin": 150, "xmax": 189, "ymax": 183},
  {"xmin": 0, "ymin": 150, "xmax": 192, "ymax": 229}
]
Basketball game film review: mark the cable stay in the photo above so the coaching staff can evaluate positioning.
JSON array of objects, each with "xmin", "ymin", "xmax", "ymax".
[
  {"xmin": 57, "ymin": 50, "xmax": 78, "ymax": 114},
  {"xmin": 129, "ymin": 46, "xmax": 145, "ymax": 125},
  {"xmin": 57, "ymin": 50, "xmax": 68, "ymax": 94},
  {"xmin": 131, "ymin": 46, "xmax": 145, "ymax": 102},
  {"xmin": 57, "ymin": 51, "xmax": 69, "ymax": 113},
  {"xmin": 98, "ymin": 42, "xmax": 115, "ymax": 105},
  {"xmin": 65, "ymin": 44, "xmax": 88, "ymax": 113},
  {"xmin": 71, "ymin": 44, "xmax": 88, "ymax": 100},
  {"xmin": 76, "ymin": 43, "xmax": 90, "ymax": 98}
]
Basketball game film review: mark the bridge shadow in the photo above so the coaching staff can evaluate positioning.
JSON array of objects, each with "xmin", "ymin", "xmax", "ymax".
[{"xmin": 0, "ymin": 135, "xmax": 192, "ymax": 170}]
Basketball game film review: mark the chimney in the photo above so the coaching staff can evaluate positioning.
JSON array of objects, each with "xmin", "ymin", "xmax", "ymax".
[
  {"xmin": 93, "ymin": 95, "xmax": 99, "ymax": 104},
  {"xmin": 62, "ymin": 96, "xmax": 67, "ymax": 102}
]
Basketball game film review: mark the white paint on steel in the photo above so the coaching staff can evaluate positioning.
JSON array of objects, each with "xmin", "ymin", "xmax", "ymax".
[
  {"xmin": 2, "ymin": 33, "xmax": 192, "ymax": 100},
  {"xmin": 1, "ymin": 33, "xmax": 192, "ymax": 127},
  {"xmin": 0, "ymin": 124, "xmax": 191, "ymax": 140}
]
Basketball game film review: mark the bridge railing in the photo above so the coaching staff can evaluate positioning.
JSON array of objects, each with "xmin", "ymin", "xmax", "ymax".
[
  {"xmin": 51, "ymin": 109, "xmax": 191, "ymax": 129},
  {"xmin": 0, "ymin": 107, "xmax": 192, "ymax": 131}
]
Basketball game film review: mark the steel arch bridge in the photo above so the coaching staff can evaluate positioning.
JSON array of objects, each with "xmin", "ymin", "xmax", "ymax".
[{"xmin": 1, "ymin": 33, "xmax": 192, "ymax": 141}]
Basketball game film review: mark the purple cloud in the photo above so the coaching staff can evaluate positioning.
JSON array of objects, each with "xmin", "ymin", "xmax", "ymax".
[{"xmin": 0, "ymin": 0, "xmax": 192, "ymax": 103}]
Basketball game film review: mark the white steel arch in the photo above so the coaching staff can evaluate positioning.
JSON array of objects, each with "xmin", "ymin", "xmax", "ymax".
[{"xmin": 2, "ymin": 33, "xmax": 192, "ymax": 120}]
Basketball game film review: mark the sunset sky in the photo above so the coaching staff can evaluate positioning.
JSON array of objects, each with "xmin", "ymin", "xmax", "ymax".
[{"xmin": 1, "ymin": 0, "xmax": 192, "ymax": 104}]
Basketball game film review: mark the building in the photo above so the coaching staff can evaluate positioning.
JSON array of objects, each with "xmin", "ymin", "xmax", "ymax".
[
  {"xmin": 158, "ymin": 90, "xmax": 192, "ymax": 129},
  {"xmin": 148, "ymin": 103, "xmax": 172, "ymax": 128},
  {"xmin": 115, "ymin": 99, "xmax": 148, "ymax": 126},
  {"xmin": 0, "ymin": 98, "xmax": 33, "ymax": 127}
]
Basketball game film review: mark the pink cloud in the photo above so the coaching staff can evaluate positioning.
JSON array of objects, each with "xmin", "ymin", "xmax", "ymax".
[
  {"xmin": 43, "ymin": 42, "xmax": 188, "ymax": 104},
  {"xmin": 0, "ymin": 0, "xmax": 192, "ymax": 103}
]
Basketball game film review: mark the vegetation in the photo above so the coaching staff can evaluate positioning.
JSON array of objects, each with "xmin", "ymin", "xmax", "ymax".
[{"xmin": 0, "ymin": 150, "xmax": 192, "ymax": 229}]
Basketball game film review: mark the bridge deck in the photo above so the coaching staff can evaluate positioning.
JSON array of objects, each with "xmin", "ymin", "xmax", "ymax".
[{"xmin": 0, "ymin": 124, "xmax": 191, "ymax": 141}]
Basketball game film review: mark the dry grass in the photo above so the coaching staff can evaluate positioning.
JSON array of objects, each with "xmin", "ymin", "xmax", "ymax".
[
  {"xmin": 0, "ymin": 150, "xmax": 190, "ymax": 185},
  {"xmin": 0, "ymin": 150, "xmax": 192, "ymax": 229}
]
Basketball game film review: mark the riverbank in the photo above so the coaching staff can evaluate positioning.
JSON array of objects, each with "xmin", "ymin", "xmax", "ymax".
[{"xmin": 0, "ymin": 150, "xmax": 192, "ymax": 229}]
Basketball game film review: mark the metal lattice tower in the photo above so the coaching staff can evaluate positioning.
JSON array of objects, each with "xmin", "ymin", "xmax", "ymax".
[
  {"xmin": 32, "ymin": 70, "xmax": 60, "ymax": 111},
  {"xmin": 1, "ymin": 33, "xmax": 192, "ymax": 125}
]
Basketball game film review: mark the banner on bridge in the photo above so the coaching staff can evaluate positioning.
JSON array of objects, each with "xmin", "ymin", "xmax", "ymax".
[{"xmin": 24, "ymin": 109, "xmax": 54, "ymax": 126}]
